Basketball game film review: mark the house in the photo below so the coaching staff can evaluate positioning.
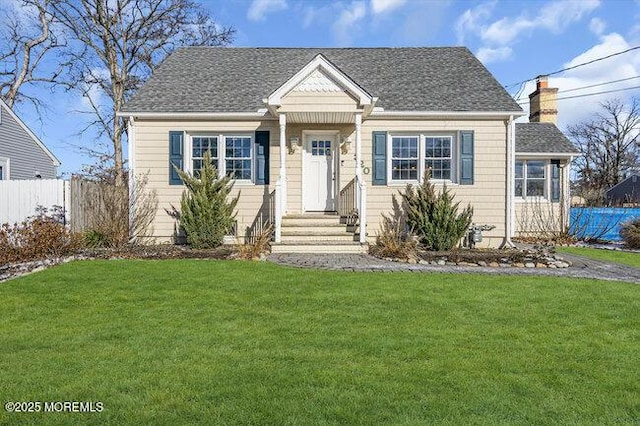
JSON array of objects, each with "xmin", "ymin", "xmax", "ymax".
[
  {"xmin": 606, "ymin": 174, "xmax": 640, "ymax": 206},
  {"xmin": 0, "ymin": 98, "xmax": 60, "ymax": 180},
  {"xmin": 513, "ymin": 77, "xmax": 579, "ymax": 236},
  {"xmin": 119, "ymin": 47, "xmax": 575, "ymax": 252}
]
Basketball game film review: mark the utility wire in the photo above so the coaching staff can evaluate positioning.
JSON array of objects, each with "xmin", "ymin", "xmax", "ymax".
[
  {"xmin": 514, "ymin": 75, "xmax": 640, "ymax": 101},
  {"xmin": 504, "ymin": 45, "xmax": 640, "ymax": 89},
  {"xmin": 516, "ymin": 84, "xmax": 640, "ymax": 105}
]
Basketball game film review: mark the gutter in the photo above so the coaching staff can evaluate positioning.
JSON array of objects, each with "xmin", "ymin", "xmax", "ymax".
[{"xmin": 115, "ymin": 110, "xmax": 275, "ymax": 120}]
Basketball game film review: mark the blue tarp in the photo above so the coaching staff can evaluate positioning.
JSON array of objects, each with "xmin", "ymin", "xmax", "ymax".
[{"xmin": 570, "ymin": 207, "xmax": 640, "ymax": 241}]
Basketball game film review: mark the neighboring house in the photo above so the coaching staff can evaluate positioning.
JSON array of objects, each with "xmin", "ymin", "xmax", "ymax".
[
  {"xmin": 606, "ymin": 174, "xmax": 640, "ymax": 206},
  {"xmin": 119, "ymin": 47, "xmax": 574, "ymax": 252},
  {"xmin": 513, "ymin": 77, "xmax": 579, "ymax": 236},
  {"xmin": 0, "ymin": 98, "xmax": 60, "ymax": 180}
]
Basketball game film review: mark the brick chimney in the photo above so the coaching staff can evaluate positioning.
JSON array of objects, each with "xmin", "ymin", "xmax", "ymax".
[{"xmin": 529, "ymin": 75, "xmax": 558, "ymax": 124}]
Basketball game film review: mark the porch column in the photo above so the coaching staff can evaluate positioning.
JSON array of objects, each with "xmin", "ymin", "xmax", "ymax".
[
  {"xmin": 279, "ymin": 113, "xmax": 287, "ymax": 213},
  {"xmin": 354, "ymin": 113, "xmax": 362, "ymax": 179}
]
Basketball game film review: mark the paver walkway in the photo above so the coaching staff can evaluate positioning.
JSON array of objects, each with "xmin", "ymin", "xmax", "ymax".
[{"xmin": 268, "ymin": 252, "xmax": 640, "ymax": 284}]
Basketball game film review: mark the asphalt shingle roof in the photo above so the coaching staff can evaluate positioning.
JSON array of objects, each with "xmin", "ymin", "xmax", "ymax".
[
  {"xmin": 121, "ymin": 47, "xmax": 523, "ymax": 113},
  {"xmin": 515, "ymin": 122, "xmax": 579, "ymax": 154}
]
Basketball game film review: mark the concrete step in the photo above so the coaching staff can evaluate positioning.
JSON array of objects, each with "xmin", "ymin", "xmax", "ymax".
[
  {"xmin": 280, "ymin": 234, "xmax": 356, "ymax": 242},
  {"xmin": 281, "ymin": 227, "xmax": 351, "ymax": 235},
  {"xmin": 282, "ymin": 217, "xmax": 343, "ymax": 227},
  {"xmin": 271, "ymin": 241, "xmax": 368, "ymax": 254}
]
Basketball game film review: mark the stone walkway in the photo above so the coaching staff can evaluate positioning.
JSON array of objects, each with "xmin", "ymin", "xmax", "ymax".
[{"xmin": 268, "ymin": 252, "xmax": 640, "ymax": 284}]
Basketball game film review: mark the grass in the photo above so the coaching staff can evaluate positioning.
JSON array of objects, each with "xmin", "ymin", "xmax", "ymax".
[
  {"xmin": 1, "ymin": 260, "xmax": 639, "ymax": 425},
  {"xmin": 557, "ymin": 246, "xmax": 640, "ymax": 268}
]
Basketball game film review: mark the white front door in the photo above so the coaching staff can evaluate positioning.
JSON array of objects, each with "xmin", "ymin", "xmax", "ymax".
[{"xmin": 304, "ymin": 134, "xmax": 336, "ymax": 211}]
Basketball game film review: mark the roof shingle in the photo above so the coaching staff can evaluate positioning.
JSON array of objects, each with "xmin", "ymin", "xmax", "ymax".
[
  {"xmin": 122, "ymin": 47, "xmax": 523, "ymax": 114},
  {"xmin": 515, "ymin": 123, "xmax": 579, "ymax": 154}
]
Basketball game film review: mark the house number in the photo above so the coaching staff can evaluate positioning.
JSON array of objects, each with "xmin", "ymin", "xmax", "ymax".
[{"xmin": 360, "ymin": 161, "xmax": 370, "ymax": 175}]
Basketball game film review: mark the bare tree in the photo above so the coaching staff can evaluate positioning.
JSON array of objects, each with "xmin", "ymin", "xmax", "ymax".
[
  {"xmin": 568, "ymin": 98, "xmax": 640, "ymax": 205},
  {"xmin": 0, "ymin": 0, "xmax": 63, "ymax": 108},
  {"xmin": 50, "ymin": 0, "xmax": 234, "ymax": 186}
]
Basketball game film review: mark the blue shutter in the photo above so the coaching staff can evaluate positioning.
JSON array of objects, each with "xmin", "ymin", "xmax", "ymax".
[
  {"xmin": 372, "ymin": 131, "xmax": 387, "ymax": 185},
  {"xmin": 459, "ymin": 131, "xmax": 474, "ymax": 185},
  {"xmin": 255, "ymin": 131, "xmax": 270, "ymax": 185},
  {"xmin": 551, "ymin": 160, "xmax": 561, "ymax": 202},
  {"xmin": 169, "ymin": 131, "xmax": 184, "ymax": 185}
]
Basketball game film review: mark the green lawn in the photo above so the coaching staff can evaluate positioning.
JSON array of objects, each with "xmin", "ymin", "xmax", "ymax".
[
  {"xmin": 558, "ymin": 246, "xmax": 640, "ymax": 268},
  {"xmin": 1, "ymin": 260, "xmax": 639, "ymax": 425}
]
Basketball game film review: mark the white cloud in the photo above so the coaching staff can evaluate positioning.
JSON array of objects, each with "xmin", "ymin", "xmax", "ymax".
[
  {"xmin": 458, "ymin": 0, "xmax": 600, "ymax": 64},
  {"xmin": 247, "ymin": 0, "xmax": 288, "ymax": 22},
  {"xmin": 371, "ymin": 0, "xmax": 406, "ymax": 14},
  {"xmin": 476, "ymin": 46, "xmax": 513, "ymax": 63},
  {"xmin": 455, "ymin": 1, "xmax": 496, "ymax": 44},
  {"xmin": 481, "ymin": 0, "xmax": 600, "ymax": 45},
  {"xmin": 332, "ymin": 1, "xmax": 367, "ymax": 45},
  {"xmin": 588, "ymin": 17, "xmax": 606, "ymax": 35}
]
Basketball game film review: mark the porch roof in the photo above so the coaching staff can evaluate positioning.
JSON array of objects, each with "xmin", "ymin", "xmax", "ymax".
[{"xmin": 121, "ymin": 47, "xmax": 522, "ymax": 115}]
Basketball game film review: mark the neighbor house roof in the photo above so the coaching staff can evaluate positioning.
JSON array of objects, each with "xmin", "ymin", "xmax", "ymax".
[
  {"xmin": 0, "ymin": 98, "xmax": 60, "ymax": 166},
  {"xmin": 121, "ymin": 47, "xmax": 523, "ymax": 114},
  {"xmin": 515, "ymin": 122, "xmax": 579, "ymax": 154}
]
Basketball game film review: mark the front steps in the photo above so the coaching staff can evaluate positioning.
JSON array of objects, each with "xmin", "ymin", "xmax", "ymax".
[{"xmin": 271, "ymin": 213, "xmax": 368, "ymax": 254}]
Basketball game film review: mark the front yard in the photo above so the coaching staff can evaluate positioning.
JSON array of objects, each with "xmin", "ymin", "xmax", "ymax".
[{"xmin": 1, "ymin": 260, "xmax": 638, "ymax": 424}]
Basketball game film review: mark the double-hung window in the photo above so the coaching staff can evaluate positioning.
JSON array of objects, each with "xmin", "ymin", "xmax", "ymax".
[
  {"xmin": 225, "ymin": 136, "xmax": 252, "ymax": 180},
  {"xmin": 192, "ymin": 136, "xmax": 218, "ymax": 176},
  {"xmin": 425, "ymin": 136, "xmax": 452, "ymax": 180},
  {"xmin": 389, "ymin": 133, "xmax": 456, "ymax": 183},
  {"xmin": 515, "ymin": 160, "xmax": 546, "ymax": 198},
  {"xmin": 189, "ymin": 134, "xmax": 253, "ymax": 182},
  {"xmin": 391, "ymin": 136, "xmax": 419, "ymax": 180}
]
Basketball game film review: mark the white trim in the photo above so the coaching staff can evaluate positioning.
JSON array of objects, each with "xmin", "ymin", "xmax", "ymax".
[
  {"xmin": 369, "ymin": 110, "xmax": 525, "ymax": 119},
  {"xmin": 266, "ymin": 54, "xmax": 373, "ymax": 107},
  {"xmin": 515, "ymin": 152, "xmax": 576, "ymax": 158},
  {"xmin": 0, "ymin": 157, "xmax": 10, "ymax": 180},
  {"xmin": 116, "ymin": 111, "xmax": 275, "ymax": 120},
  {"xmin": 301, "ymin": 130, "xmax": 340, "ymax": 213},
  {"xmin": 0, "ymin": 98, "xmax": 61, "ymax": 166}
]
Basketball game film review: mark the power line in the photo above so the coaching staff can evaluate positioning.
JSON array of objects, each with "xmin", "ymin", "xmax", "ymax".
[
  {"xmin": 516, "ymin": 84, "xmax": 640, "ymax": 105},
  {"xmin": 514, "ymin": 75, "xmax": 640, "ymax": 101},
  {"xmin": 504, "ymin": 45, "xmax": 640, "ymax": 89}
]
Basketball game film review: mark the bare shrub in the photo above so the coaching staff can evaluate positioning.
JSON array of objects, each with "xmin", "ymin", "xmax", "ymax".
[
  {"xmin": 80, "ymin": 173, "xmax": 158, "ymax": 247},
  {"xmin": 237, "ymin": 224, "xmax": 273, "ymax": 260},
  {"xmin": 620, "ymin": 218, "xmax": 640, "ymax": 248},
  {"xmin": 516, "ymin": 199, "xmax": 574, "ymax": 243},
  {"xmin": 371, "ymin": 213, "xmax": 417, "ymax": 260},
  {"xmin": 0, "ymin": 206, "xmax": 80, "ymax": 264}
]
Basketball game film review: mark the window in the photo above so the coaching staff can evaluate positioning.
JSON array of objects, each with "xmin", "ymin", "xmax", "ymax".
[
  {"xmin": 188, "ymin": 134, "xmax": 253, "ymax": 182},
  {"xmin": 311, "ymin": 140, "xmax": 332, "ymax": 156},
  {"xmin": 391, "ymin": 136, "xmax": 419, "ymax": 180},
  {"xmin": 515, "ymin": 160, "xmax": 546, "ymax": 198},
  {"xmin": 388, "ymin": 133, "xmax": 457, "ymax": 183},
  {"xmin": 425, "ymin": 136, "xmax": 452, "ymax": 180},
  {"xmin": 0, "ymin": 157, "xmax": 8, "ymax": 180},
  {"xmin": 192, "ymin": 136, "xmax": 218, "ymax": 176},
  {"xmin": 225, "ymin": 136, "xmax": 252, "ymax": 180}
]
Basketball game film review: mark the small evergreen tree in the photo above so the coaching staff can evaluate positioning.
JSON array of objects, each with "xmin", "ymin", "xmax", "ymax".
[
  {"xmin": 402, "ymin": 171, "xmax": 473, "ymax": 251},
  {"xmin": 175, "ymin": 151, "xmax": 239, "ymax": 248}
]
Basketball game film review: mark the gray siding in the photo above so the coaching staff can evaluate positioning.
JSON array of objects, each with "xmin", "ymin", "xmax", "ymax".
[{"xmin": 0, "ymin": 105, "xmax": 57, "ymax": 179}]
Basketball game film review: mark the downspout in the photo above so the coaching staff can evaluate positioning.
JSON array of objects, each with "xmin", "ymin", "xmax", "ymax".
[
  {"xmin": 127, "ymin": 116, "xmax": 136, "ymax": 243},
  {"xmin": 502, "ymin": 115, "xmax": 516, "ymax": 248}
]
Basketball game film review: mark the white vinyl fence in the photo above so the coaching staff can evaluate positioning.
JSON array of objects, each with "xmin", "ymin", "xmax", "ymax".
[{"xmin": 0, "ymin": 179, "xmax": 70, "ymax": 225}]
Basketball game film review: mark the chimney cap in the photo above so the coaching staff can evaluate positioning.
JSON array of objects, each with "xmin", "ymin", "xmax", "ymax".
[{"xmin": 536, "ymin": 75, "xmax": 549, "ymax": 89}]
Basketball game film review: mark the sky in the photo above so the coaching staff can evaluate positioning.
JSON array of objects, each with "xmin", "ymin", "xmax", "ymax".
[{"xmin": 5, "ymin": 0, "xmax": 640, "ymax": 177}]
